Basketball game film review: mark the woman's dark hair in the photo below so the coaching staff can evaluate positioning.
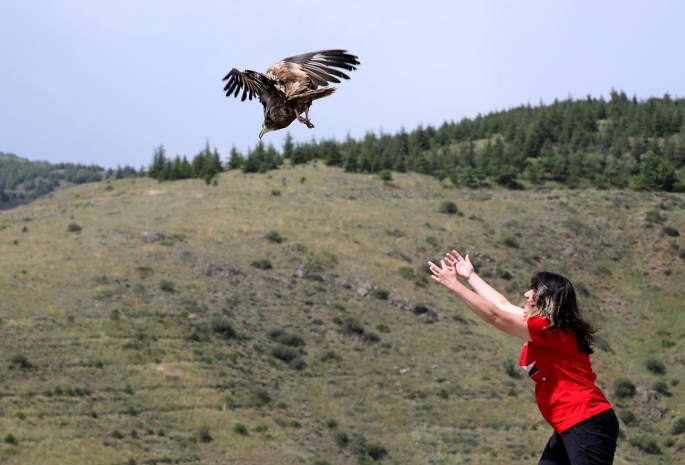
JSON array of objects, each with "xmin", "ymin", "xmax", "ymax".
[{"xmin": 529, "ymin": 271, "xmax": 596, "ymax": 354}]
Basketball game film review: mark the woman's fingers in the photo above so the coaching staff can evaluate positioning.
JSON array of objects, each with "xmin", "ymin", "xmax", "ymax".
[
  {"xmin": 453, "ymin": 250, "xmax": 465, "ymax": 261},
  {"xmin": 445, "ymin": 253, "xmax": 456, "ymax": 262}
]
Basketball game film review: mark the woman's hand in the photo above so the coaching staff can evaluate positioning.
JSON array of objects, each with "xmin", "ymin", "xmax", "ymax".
[
  {"xmin": 444, "ymin": 250, "xmax": 474, "ymax": 280},
  {"xmin": 428, "ymin": 259, "xmax": 460, "ymax": 290}
]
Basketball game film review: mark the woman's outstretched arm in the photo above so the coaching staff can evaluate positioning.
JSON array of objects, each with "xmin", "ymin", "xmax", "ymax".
[
  {"xmin": 429, "ymin": 258, "xmax": 531, "ymax": 341},
  {"xmin": 447, "ymin": 250, "xmax": 524, "ymax": 315}
]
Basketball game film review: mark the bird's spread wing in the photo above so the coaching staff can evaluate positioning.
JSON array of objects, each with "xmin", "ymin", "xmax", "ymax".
[
  {"xmin": 266, "ymin": 50, "xmax": 360, "ymax": 91},
  {"xmin": 222, "ymin": 69, "xmax": 275, "ymax": 102}
]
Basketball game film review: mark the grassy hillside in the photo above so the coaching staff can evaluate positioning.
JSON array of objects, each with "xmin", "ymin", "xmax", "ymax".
[{"xmin": 1, "ymin": 165, "xmax": 684, "ymax": 465}]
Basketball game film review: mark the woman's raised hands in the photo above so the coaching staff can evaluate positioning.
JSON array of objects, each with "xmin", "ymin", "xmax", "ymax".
[{"xmin": 445, "ymin": 250, "xmax": 474, "ymax": 280}]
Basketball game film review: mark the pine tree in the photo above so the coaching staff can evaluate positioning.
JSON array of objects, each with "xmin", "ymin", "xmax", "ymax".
[
  {"xmin": 320, "ymin": 139, "xmax": 342, "ymax": 166},
  {"xmin": 181, "ymin": 156, "xmax": 193, "ymax": 179},
  {"xmin": 633, "ymin": 151, "xmax": 678, "ymax": 191},
  {"xmin": 244, "ymin": 142, "xmax": 266, "ymax": 173},
  {"xmin": 227, "ymin": 146, "xmax": 244, "ymax": 170},
  {"xmin": 264, "ymin": 143, "xmax": 281, "ymax": 171},
  {"xmin": 282, "ymin": 133, "xmax": 294, "ymax": 160},
  {"xmin": 149, "ymin": 145, "xmax": 168, "ymax": 181},
  {"xmin": 342, "ymin": 135, "xmax": 360, "ymax": 172}
]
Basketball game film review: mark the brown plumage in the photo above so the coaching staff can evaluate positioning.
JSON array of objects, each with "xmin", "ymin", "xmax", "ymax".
[{"xmin": 222, "ymin": 50, "xmax": 360, "ymax": 138}]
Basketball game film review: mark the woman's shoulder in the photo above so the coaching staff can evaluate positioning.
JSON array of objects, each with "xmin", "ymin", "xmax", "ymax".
[{"xmin": 527, "ymin": 316, "xmax": 550, "ymax": 329}]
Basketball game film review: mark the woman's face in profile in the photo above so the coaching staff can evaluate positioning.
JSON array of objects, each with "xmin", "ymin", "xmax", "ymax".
[{"xmin": 523, "ymin": 289, "xmax": 537, "ymax": 314}]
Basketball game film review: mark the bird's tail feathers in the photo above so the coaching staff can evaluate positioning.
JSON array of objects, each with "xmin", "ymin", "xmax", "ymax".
[{"xmin": 289, "ymin": 87, "xmax": 336, "ymax": 104}]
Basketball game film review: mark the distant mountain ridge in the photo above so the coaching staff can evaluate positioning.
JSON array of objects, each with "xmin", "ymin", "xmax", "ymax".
[{"xmin": 0, "ymin": 151, "xmax": 127, "ymax": 210}]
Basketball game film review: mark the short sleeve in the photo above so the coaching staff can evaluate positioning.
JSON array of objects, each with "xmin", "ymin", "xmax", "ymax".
[{"xmin": 527, "ymin": 316, "xmax": 550, "ymax": 346}]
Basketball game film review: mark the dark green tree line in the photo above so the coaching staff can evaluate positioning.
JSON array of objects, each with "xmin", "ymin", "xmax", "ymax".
[
  {"xmin": 0, "ymin": 152, "xmax": 106, "ymax": 208},
  {"xmin": 151, "ymin": 91, "xmax": 685, "ymax": 192},
  {"xmin": 148, "ymin": 142, "xmax": 223, "ymax": 184}
]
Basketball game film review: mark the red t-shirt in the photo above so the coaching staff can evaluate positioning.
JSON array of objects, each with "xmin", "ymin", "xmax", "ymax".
[{"xmin": 519, "ymin": 316, "xmax": 612, "ymax": 433}]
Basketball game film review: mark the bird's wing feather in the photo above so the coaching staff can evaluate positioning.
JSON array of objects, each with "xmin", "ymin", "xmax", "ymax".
[
  {"xmin": 222, "ymin": 69, "xmax": 275, "ymax": 102},
  {"xmin": 266, "ymin": 50, "xmax": 360, "ymax": 94}
]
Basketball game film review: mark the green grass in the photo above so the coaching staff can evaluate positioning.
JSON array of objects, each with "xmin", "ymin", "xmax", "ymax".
[{"xmin": 0, "ymin": 165, "xmax": 684, "ymax": 464}]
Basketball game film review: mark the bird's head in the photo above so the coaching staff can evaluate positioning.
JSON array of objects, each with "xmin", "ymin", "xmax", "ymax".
[{"xmin": 259, "ymin": 123, "xmax": 275, "ymax": 139}]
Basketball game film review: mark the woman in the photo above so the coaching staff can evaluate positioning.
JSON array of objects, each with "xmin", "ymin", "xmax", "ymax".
[{"xmin": 429, "ymin": 250, "xmax": 618, "ymax": 465}]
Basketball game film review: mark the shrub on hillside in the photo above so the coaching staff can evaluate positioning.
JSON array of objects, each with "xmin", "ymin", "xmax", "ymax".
[
  {"xmin": 264, "ymin": 230, "xmax": 286, "ymax": 243},
  {"xmin": 267, "ymin": 327, "xmax": 305, "ymax": 347},
  {"xmin": 333, "ymin": 430, "xmax": 349, "ymax": 447},
  {"xmin": 289, "ymin": 358, "xmax": 306, "ymax": 370},
  {"xmin": 371, "ymin": 288, "xmax": 389, "ymax": 300},
  {"xmin": 413, "ymin": 304, "xmax": 430, "ymax": 315},
  {"xmin": 210, "ymin": 317, "xmax": 236, "ymax": 339},
  {"xmin": 234, "ymin": 423, "xmax": 248, "ymax": 436},
  {"xmin": 378, "ymin": 169, "xmax": 392, "ymax": 181},
  {"xmin": 251, "ymin": 258, "xmax": 273, "ymax": 270},
  {"xmin": 385, "ymin": 227, "xmax": 406, "ymax": 237},
  {"xmin": 320, "ymin": 349, "xmax": 341, "ymax": 362},
  {"xmin": 575, "ymin": 281, "xmax": 591, "ymax": 297},
  {"xmin": 652, "ymin": 381, "xmax": 671, "ymax": 396},
  {"xmin": 366, "ymin": 441, "xmax": 389, "ymax": 461},
  {"xmin": 376, "ymin": 324, "xmax": 390, "ymax": 333},
  {"xmin": 426, "ymin": 236, "xmax": 440, "ymax": 249},
  {"xmin": 502, "ymin": 235, "xmax": 520, "ymax": 248},
  {"xmin": 398, "ymin": 266, "xmax": 415, "ymax": 280},
  {"xmin": 326, "ymin": 419, "xmax": 338, "ymax": 429},
  {"xmin": 9, "ymin": 354, "xmax": 33, "ymax": 369},
  {"xmin": 646, "ymin": 359, "xmax": 666, "ymax": 375},
  {"xmin": 497, "ymin": 267, "xmax": 514, "ymax": 280},
  {"xmin": 614, "ymin": 378, "xmax": 636, "ymax": 398},
  {"xmin": 270, "ymin": 343, "xmax": 307, "ymax": 370},
  {"xmin": 341, "ymin": 317, "xmax": 364, "ymax": 335},
  {"xmin": 619, "ymin": 409, "xmax": 637, "ymax": 426},
  {"xmin": 67, "ymin": 223, "xmax": 82, "ymax": 232},
  {"xmin": 184, "ymin": 324, "xmax": 210, "ymax": 343},
  {"xmin": 308, "ymin": 251, "xmax": 338, "ymax": 271},
  {"xmin": 644, "ymin": 210, "xmax": 666, "ymax": 223},
  {"xmin": 362, "ymin": 332, "xmax": 380, "ymax": 343},
  {"xmin": 629, "ymin": 435, "xmax": 661, "ymax": 454},
  {"xmin": 503, "ymin": 358, "xmax": 522, "ymax": 378},
  {"xmin": 662, "ymin": 226, "xmax": 680, "ymax": 237},
  {"xmin": 387, "ymin": 249, "xmax": 412, "ymax": 262},
  {"xmin": 159, "ymin": 280, "xmax": 175, "ymax": 293},
  {"xmin": 438, "ymin": 200, "xmax": 459, "ymax": 215},
  {"xmin": 198, "ymin": 426, "xmax": 213, "ymax": 443},
  {"xmin": 594, "ymin": 335, "xmax": 614, "ymax": 353},
  {"xmin": 671, "ymin": 417, "xmax": 685, "ymax": 435},
  {"xmin": 348, "ymin": 432, "xmax": 369, "ymax": 456}
]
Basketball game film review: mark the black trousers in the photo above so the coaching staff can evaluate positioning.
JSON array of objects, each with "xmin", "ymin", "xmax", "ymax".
[{"xmin": 539, "ymin": 409, "xmax": 619, "ymax": 465}]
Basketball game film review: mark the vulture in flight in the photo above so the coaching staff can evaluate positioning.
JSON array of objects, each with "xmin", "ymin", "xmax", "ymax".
[{"xmin": 222, "ymin": 50, "xmax": 360, "ymax": 138}]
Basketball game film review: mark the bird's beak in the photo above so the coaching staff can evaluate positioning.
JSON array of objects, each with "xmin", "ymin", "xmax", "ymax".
[{"xmin": 259, "ymin": 124, "xmax": 273, "ymax": 139}]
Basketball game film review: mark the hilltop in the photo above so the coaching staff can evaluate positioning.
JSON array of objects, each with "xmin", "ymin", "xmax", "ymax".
[
  {"xmin": 0, "ymin": 151, "xmax": 136, "ymax": 211},
  {"xmin": 1, "ymin": 165, "xmax": 684, "ymax": 464}
]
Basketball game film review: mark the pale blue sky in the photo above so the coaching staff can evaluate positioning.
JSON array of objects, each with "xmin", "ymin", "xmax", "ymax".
[{"xmin": 1, "ymin": 1, "xmax": 684, "ymax": 169}]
